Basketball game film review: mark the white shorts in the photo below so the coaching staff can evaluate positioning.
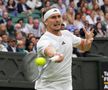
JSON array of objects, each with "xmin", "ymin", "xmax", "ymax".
[{"xmin": 35, "ymin": 79, "xmax": 72, "ymax": 90}]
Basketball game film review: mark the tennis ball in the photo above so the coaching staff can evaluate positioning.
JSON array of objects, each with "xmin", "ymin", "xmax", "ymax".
[{"xmin": 34, "ymin": 57, "xmax": 46, "ymax": 66}]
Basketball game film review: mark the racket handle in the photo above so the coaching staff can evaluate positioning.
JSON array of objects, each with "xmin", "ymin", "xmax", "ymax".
[{"xmin": 50, "ymin": 55, "xmax": 60, "ymax": 62}]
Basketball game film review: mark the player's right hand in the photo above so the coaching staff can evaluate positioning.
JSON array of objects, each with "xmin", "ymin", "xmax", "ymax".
[{"xmin": 54, "ymin": 53, "xmax": 64, "ymax": 63}]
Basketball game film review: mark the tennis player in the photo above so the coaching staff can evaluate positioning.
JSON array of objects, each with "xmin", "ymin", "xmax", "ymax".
[{"xmin": 35, "ymin": 8, "xmax": 94, "ymax": 90}]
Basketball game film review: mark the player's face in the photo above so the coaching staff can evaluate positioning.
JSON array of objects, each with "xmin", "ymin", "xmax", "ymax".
[{"xmin": 45, "ymin": 13, "xmax": 62, "ymax": 31}]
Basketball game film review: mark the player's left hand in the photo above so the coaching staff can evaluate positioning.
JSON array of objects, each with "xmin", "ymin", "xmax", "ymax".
[{"xmin": 83, "ymin": 28, "xmax": 94, "ymax": 42}]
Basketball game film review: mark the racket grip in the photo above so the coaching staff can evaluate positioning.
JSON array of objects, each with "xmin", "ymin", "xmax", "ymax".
[{"xmin": 50, "ymin": 55, "xmax": 60, "ymax": 62}]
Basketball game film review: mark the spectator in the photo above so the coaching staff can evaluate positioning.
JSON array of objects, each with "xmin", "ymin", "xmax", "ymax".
[
  {"xmin": 6, "ymin": 0, "xmax": 17, "ymax": 13},
  {"xmin": 97, "ymin": 0, "xmax": 104, "ymax": 7},
  {"xmin": 80, "ymin": 6, "xmax": 87, "ymax": 16},
  {"xmin": 17, "ymin": 18, "xmax": 27, "ymax": 37},
  {"xmin": 16, "ymin": 39, "xmax": 28, "ymax": 53},
  {"xmin": 0, "ymin": 0, "xmax": 7, "ymax": 16},
  {"xmin": 26, "ymin": 0, "xmax": 42, "ymax": 10},
  {"xmin": 16, "ymin": 0, "xmax": 32, "ymax": 13},
  {"xmin": 96, "ymin": 16, "xmax": 106, "ymax": 31},
  {"xmin": 25, "ymin": 41, "xmax": 34, "ymax": 53},
  {"xmin": 29, "ymin": 18, "xmax": 43, "ymax": 37},
  {"xmin": 26, "ymin": 0, "xmax": 36, "ymax": 10},
  {"xmin": 85, "ymin": 10, "xmax": 95, "ymax": 25},
  {"xmin": 1, "ymin": 11, "xmax": 10, "ymax": 24},
  {"xmin": 61, "ymin": 23, "xmax": 65, "ymax": 30},
  {"xmin": 73, "ymin": 28, "xmax": 81, "ymax": 37},
  {"xmin": 25, "ymin": 33, "xmax": 34, "ymax": 48},
  {"xmin": 81, "ymin": 14, "xmax": 87, "ymax": 26},
  {"xmin": 84, "ymin": 20, "xmax": 93, "ymax": 32},
  {"xmin": 66, "ymin": 25, "xmax": 78, "ymax": 32},
  {"xmin": 0, "ymin": 21, "xmax": 8, "ymax": 36},
  {"xmin": 82, "ymin": 1, "xmax": 93, "ymax": 16},
  {"xmin": 74, "ymin": 12, "xmax": 84, "ymax": 30},
  {"xmin": 77, "ymin": 0, "xmax": 85, "ymax": 9},
  {"xmin": 26, "ymin": 33, "xmax": 34, "ymax": 42},
  {"xmin": 7, "ymin": 38, "xmax": 17, "ymax": 52},
  {"xmin": 0, "ymin": 36, "xmax": 8, "ymax": 52},
  {"xmin": 14, "ymin": 23, "xmax": 26, "ymax": 40},
  {"xmin": 34, "ymin": 0, "xmax": 43, "ymax": 10},
  {"xmin": 66, "ymin": 7, "xmax": 75, "ymax": 24},
  {"xmin": 3, "ymin": 0, "xmax": 8, "ymax": 5},
  {"xmin": 23, "ymin": 16, "xmax": 34, "ymax": 35},
  {"xmin": 29, "ymin": 36, "xmax": 39, "ymax": 53},
  {"xmin": 101, "ymin": 0, "xmax": 108, "ymax": 14},
  {"xmin": 39, "ymin": 20, "xmax": 46, "ymax": 34},
  {"xmin": 104, "ymin": 12, "xmax": 108, "ymax": 33},
  {"xmin": 62, "ymin": 13, "xmax": 68, "ymax": 27},
  {"xmin": 1, "ymin": 34, "xmax": 9, "ymax": 48},
  {"xmin": 69, "ymin": 0, "xmax": 78, "ymax": 14},
  {"xmin": 93, "ymin": 2, "xmax": 104, "ymax": 23},
  {"xmin": 17, "ymin": 18, "xmax": 25, "ymax": 29},
  {"xmin": 95, "ymin": 22, "xmax": 106, "ymax": 37},
  {"xmin": 41, "ymin": 0, "xmax": 51, "ymax": 14},
  {"xmin": 51, "ymin": 0, "xmax": 67, "ymax": 15},
  {"xmin": 62, "ymin": 0, "xmax": 69, "ymax": 8},
  {"xmin": 6, "ymin": 18, "xmax": 15, "ymax": 38}
]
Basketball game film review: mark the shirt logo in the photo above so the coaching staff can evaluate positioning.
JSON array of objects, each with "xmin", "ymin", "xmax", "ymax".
[{"xmin": 62, "ymin": 41, "xmax": 65, "ymax": 45}]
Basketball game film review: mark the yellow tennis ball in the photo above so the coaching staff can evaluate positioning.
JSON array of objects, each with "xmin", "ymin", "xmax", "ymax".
[{"xmin": 34, "ymin": 57, "xmax": 46, "ymax": 66}]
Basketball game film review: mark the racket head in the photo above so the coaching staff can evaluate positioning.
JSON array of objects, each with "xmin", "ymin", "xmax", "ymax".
[{"xmin": 22, "ymin": 53, "xmax": 40, "ymax": 82}]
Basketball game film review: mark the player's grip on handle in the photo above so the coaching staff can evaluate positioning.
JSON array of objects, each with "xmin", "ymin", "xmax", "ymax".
[
  {"xmin": 50, "ymin": 53, "xmax": 64, "ymax": 62},
  {"xmin": 50, "ymin": 55, "xmax": 60, "ymax": 61}
]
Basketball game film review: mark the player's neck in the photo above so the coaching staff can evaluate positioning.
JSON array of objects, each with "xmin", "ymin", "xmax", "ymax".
[{"xmin": 47, "ymin": 30, "xmax": 62, "ymax": 36}]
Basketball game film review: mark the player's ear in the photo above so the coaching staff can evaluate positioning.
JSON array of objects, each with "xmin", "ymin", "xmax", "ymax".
[
  {"xmin": 44, "ymin": 20, "xmax": 48, "ymax": 26},
  {"xmin": 42, "ymin": 16, "xmax": 47, "ymax": 26}
]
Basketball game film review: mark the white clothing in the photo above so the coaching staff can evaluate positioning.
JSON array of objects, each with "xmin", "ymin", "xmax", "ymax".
[
  {"xmin": 86, "ymin": 15, "xmax": 95, "ymax": 25},
  {"xmin": 22, "ymin": 4, "xmax": 27, "ymax": 12},
  {"xmin": 74, "ymin": 20, "xmax": 84, "ymax": 30},
  {"xmin": 51, "ymin": 4, "xmax": 67, "ymax": 15},
  {"xmin": 97, "ymin": 0, "xmax": 104, "ymax": 7},
  {"xmin": 26, "ymin": 0, "xmax": 42, "ymax": 9},
  {"xmin": 11, "ymin": 47, "xmax": 16, "ymax": 52},
  {"xmin": 23, "ymin": 23, "xmax": 43, "ymax": 37},
  {"xmin": 26, "ymin": 0, "xmax": 36, "ymax": 9},
  {"xmin": 63, "ymin": 0, "xmax": 70, "ymax": 8},
  {"xmin": 23, "ymin": 24, "xmax": 33, "ymax": 34},
  {"xmin": 35, "ymin": 30, "xmax": 81, "ymax": 90},
  {"xmin": 35, "ymin": 0, "xmax": 42, "ymax": 8},
  {"xmin": 30, "ymin": 27, "xmax": 42, "ymax": 37},
  {"xmin": 74, "ymin": 0, "xmax": 79, "ymax": 7},
  {"xmin": 0, "ymin": 44, "xmax": 8, "ymax": 52}
]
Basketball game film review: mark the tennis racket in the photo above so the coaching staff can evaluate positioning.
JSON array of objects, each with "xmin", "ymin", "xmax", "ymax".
[{"xmin": 22, "ymin": 53, "xmax": 59, "ymax": 82}]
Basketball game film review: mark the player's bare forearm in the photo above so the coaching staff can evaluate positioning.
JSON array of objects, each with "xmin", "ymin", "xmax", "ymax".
[{"xmin": 77, "ymin": 28, "xmax": 94, "ymax": 51}]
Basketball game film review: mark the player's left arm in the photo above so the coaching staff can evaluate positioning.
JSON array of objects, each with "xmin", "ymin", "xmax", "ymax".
[{"xmin": 76, "ymin": 28, "xmax": 94, "ymax": 51}]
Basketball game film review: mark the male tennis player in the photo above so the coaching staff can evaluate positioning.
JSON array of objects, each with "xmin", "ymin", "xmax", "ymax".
[{"xmin": 35, "ymin": 8, "xmax": 94, "ymax": 90}]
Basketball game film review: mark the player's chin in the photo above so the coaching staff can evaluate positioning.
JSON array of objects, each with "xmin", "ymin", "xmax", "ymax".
[{"xmin": 53, "ymin": 26, "xmax": 61, "ymax": 31}]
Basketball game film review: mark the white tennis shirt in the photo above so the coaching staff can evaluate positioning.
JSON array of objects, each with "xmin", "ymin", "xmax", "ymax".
[{"xmin": 35, "ymin": 30, "xmax": 81, "ymax": 90}]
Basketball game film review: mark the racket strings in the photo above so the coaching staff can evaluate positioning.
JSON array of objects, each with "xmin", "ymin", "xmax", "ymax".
[{"xmin": 32, "ymin": 60, "xmax": 51, "ymax": 82}]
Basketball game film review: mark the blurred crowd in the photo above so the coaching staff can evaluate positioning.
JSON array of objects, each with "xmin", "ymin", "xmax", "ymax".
[{"xmin": 0, "ymin": 0, "xmax": 108, "ymax": 57}]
